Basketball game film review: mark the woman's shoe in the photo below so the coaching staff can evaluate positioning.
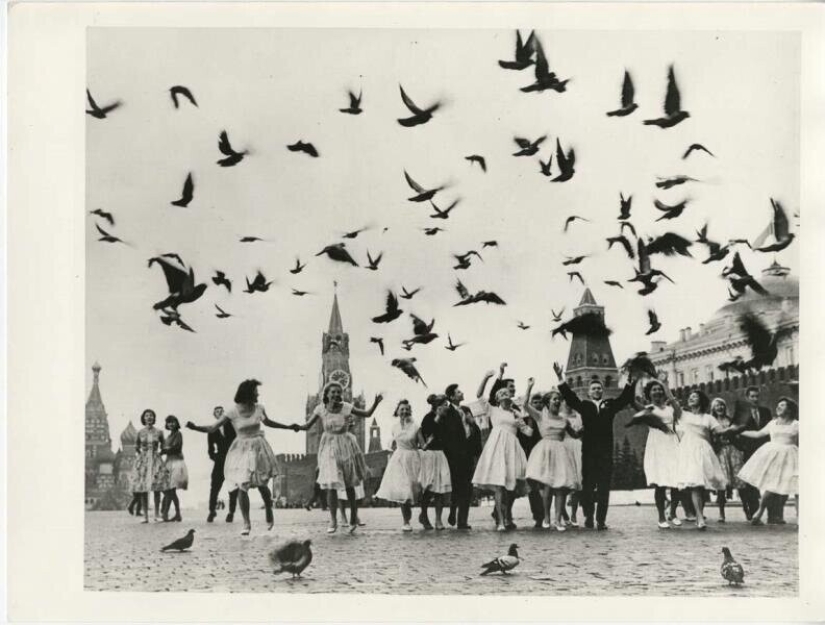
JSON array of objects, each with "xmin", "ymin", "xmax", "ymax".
[
  {"xmin": 697, "ymin": 522, "xmax": 707, "ymax": 531},
  {"xmin": 751, "ymin": 518, "xmax": 764, "ymax": 526},
  {"xmin": 542, "ymin": 520, "xmax": 551, "ymax": 529},
  {"xmin": 402, "ymin": 523, "xmax": 413, "ymax": 532},
  {"xmin": 554, "ymin": 522, "xmax": 567, "ymax": 532},
  {"xmin": 496, "ymin": 525, "xmax": 506, "ymax": 532},
  {"xmin": 241, "ymin": 524, "xmax": 251, "ymax": 536},
  {"xmin": 172, "ymin": 514, "xmax": 182, "ymax": 522},
  {"xmin": 326, "ymin": 525, "xmax": 338, "ymax": 534},
  {"xmin": 348, "ymin": 524, "xmax": 358, "ymax": 534},
  {"xmin": 435, "ymin": 522, "xmax": 445, "ymax": 531},
  {"xmin": 670, "ymin": 517, "xmax": 682, "ymax": 527},
  {"xmin": 658, "ymin": 521, "xmax": 671, "ymax": 529}
]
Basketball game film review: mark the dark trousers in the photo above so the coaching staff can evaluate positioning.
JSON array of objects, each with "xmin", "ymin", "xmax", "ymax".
[
  {"xmin": 581, "ymin": 451, "xmax": 613, "ymax": 525},
  {"xmin": 527, "ymin": 489, "xmax": 544, "ymax": 523},
  {"xmin": 447, "ymin": 455, "xmax": 474, "ymax": 526},
  {"xmin": 209, "ymin": 460, "xmax": 238, "ymax": 514}
]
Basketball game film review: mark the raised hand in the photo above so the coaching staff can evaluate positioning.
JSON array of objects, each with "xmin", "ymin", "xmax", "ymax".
[
  {"xmin": 185, "ymin": 421, "xmax": 196, "ymax": 430},
  {"xmin": 499, "ymin": 362, "xmax": 508, "ymax": 376},
  {"xmin": 553, "ymin": 362, "xmax": 564, "ymax": 380},
  {"xmin": 375, "ymin": 393, "xmax": 384, "ymax": 404},
  {"xmin": 485, "ymin": 369, "xmax": 496, "ymax": 378},
  {"xmin": 527, "ymin": 377, "xmax": 535, "ymax": 387}
]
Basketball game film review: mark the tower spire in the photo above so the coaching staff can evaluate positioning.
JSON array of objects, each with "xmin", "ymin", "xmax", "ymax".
[{"xmin": 328, "ymin": 283, "xmax": 344, "ymax": 334}]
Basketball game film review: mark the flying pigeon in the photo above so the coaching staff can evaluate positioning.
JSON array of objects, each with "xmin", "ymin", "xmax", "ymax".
[
  {"xmin": 498, "ymin": 30, "xmax": 536, "ymax": 70},
  {"xmin": 520, "ymin": 39, "xmax": 569, "ymax": 93},
  {"xmin": 169, "ymin": 85, "xmax": 197, "ymax": 109},
  {"xmin": 423, "ymin": 227, "xmax": 445, "ymax": 236},
  {"xmin": 753, "ymin": 198, "xmax": 795, "ymax": 253},
  {"xmin": 723, "ymin": 252, "xmax": 768, "ymax": 296},
  {"xmin": 607, "ymin": 235, "xmax": 635, "ymax": 259},
  {"xmin": 240, "ymin": 236, "xmax": 263, "ymax": 243},
  {"xmin": 86, "ymin": 89, "xmax": 121, "ymax": 119},
  {"xmin": 606, "ymin": 70, "xmax": 638, "ymax": 117},
  {"xmin": 621, "ymin": 352, "xmax": 658, "ymax": 380},
  {"xmin": 170, "ymin": 173, "xmax": 194, "ymax": 207},
  {"xmin": 244, "ymin": 271, "xmax": 273, "ymax": 294},
  {"xmin": 604, "ymin": 280, "xmax": 624, "ymax": 288},
  {"xmin": 402, "ymin": 314, "xmax": 438, "ymax": 348},
  {"xmin": 512, "ymin": 135, "xmax": 546, "ymax": 157},
  {"xmin": 212, "ymin": 271, "xmax": 232, "ymax": 292},
  {"xmin": 618, "ymin": 193, "xmax": 633, "ymax": 220},
  {"xmin": 655, "ymin": 175, "xmax": 697, "ymax": 190},
  {"xmin": 89, "ymin": 208, "xmax": 114, "ymax": 226},
  {"xmin": 551, "ymin": 308, "xmax": 564, "ymax": 322},
  {"xmin": 445, "ymin": 334, "xmax": 464, "ymax": 351},
  {"xmin": 482, "ymin": 240, "xmax": 498, "ymax": 248},
  {"xmin": 372, "ymin": 291, "xmax": 403, "ymax": 323},
  {"xmin": 397, "ymin": 85, "xmax": 440, "ymax": 127},
  {"xmin": 342, "ymin": 227, "xmax": 369, "ymax": 240},
  {"xmin": 539, "ymin": 156, "xmax": 553, "ymax": 177},
  {"xmin": 465, "ymin": 155, "xmax": 487, "ymax": 171},
  {"xmin": 269, "ymin": 539, "xmax": 313, "ymax": 578},
  {"xmin": 290, "ymin": 258, "xmax": 306, "ymax": 274},
  {"xmin": 429, "ymin": 199, "xmax": 459, "ymax": 219},
  {"xmin": 646, "ymin": 310, "xmax": 662, "ymax": 335},
  {"xmin": 161, "ymin": 529, "xmax": 195, "ymax": 552},
  {"xmin": 217, "ymin": 130, "xmax": 248, "ymax": 167},
  {"xmin": 149, "ymin": 256, "xmax": 207, "ymax": 310},
  {"xmin": 404, "ymin": 170, "xmax": 444, "ymax": 202},
  {"xmin": 365, "ymin": 250, "xmax": 383, "ymax": 270},
  {"xmin": 564, "ymin": 215, "xmax": 590, "ymax": 232},
  {"xmin": 721, "ymin": 547, "xmax": 745, "ymax": 586},
  {"xmin": 517, "ymin": 321, "xmax": 531, "ymax": 330},
  {"xmin": 480, "ymin": 544, "xmax": 521, "ymax": 576},
  {"xmin": 736, "ymin": 311, "xmax": 791, "ymax": 370},
  {"xmin": 645, "ymin": 233, "xmax": 693, "ymax": 257},
  {"xmin": 683, "ymin": 143, "xmax": 714, "ymax": 159},
  {"xmin": 625, "ymin": 407, "xmax": 672, "ymax": 433},
  {"xmin": 400, "ymin": 286, "xmax": 421, "ymax": 300},
  {"xmin": 95, "ymin": 223, "xmax": 123, "ymax": 244},
  {"xmin": 567, "ymin": 271, "xmax": 585, "ymax": 286},
  {"xmin": 287, "ymin": 141, "xmax": 319, "ymax": 158},
  {"xmin": 340, "ymin": 89, "xmax": 362, "ymax": 115},
  {"xmin": 316, "ymin": 243, "xmax": 359, "ymax": 266},
  {"xmin": 654, "ymin": 198, "xmax": 688, "ymax": 221},
  {"xmin": 215, "ymin": 304, "xmax": 231, "ymax": 319},
  {"xmin": 370, "ymin": 337, "xmax": 385, "ymax": 355},
  {"xmin": 159, "ymin": 308, "xmax": 195, "ymax": 333},
  {"xmin": 643, "ymin": 65, "xmax": 690, "ymax": 128},
  {"xmin": 552, "ymin": 311, "xmax": 611, "ymax": 340},
  {"xmin": 391, "ymin": 358, "xmax": 427, "ymax": 386},
  {"xmin": 562, "ymin": 255, "xmax": 587, "ymax": 266}
]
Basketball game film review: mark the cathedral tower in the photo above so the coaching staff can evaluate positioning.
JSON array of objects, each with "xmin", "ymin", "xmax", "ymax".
[
  {"xmin": 564, "ymin": 289, "xmax": 620, "ymax": 396},
  {"xmin": 305, "ymin": 287, "xmax": 366, "ymax": 454}
]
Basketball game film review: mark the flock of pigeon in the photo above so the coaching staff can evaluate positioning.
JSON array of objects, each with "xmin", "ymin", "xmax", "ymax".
[
  {"xmin": 87, "ymin": 29, "xmax": 796, "ymax": 387},
  {"xmin": 160, "ymin": 529, "xmax": 746, "ymax": 587}
]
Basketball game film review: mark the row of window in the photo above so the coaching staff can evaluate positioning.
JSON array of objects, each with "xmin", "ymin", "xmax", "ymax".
[
  {"xmin": 567, "ymin": 375, "xmax": 613, "ymax": 388},
  {"xmin": 665, "ymin": 346, "xmax": 795, "ymax": 387},
  {"xmin": 572, "ymin": 353, "xmax": 612, "ymax": 366}
]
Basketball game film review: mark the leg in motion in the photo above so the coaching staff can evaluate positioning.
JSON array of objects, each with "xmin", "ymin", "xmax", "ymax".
[{"xmin": 238, "ymin": 488, "xmax": 251, "ymax": 535}]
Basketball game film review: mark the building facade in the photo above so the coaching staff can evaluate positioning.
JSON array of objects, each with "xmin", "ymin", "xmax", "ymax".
[{"xmin": 647, "ymin": 261, "xmax": 799, "ymax": 387}]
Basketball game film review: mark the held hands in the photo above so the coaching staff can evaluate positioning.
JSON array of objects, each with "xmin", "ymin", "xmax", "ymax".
[{"xmin": 290, "ymin": 423, "xmax": 301, "ymax": 432}]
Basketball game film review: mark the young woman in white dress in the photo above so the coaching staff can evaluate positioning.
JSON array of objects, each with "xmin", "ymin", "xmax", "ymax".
[
  {"xmin": 375, "ymin": 399, "xmax": 425, "ymax": 531},
  {"xmin": 737, "ymin": 397, "xmax": 799, "ymax": 525},
  {"xmin": 418, "ymin": 394, "xmax": 454, "ymax": 530},
  {"xmin": 472, "ymin": 385, "xmax": 533, "ymax": 531},
  {"xmin": 674, "ymin": 390, "xmax": 732, "ymax": 530},
  {"xmin": 522, "ymin": 380, "xmax": 582, "ymax": 530},
  {"xmin": 640, "ymin": 378, "xmax": 683, "ymax": 528}
]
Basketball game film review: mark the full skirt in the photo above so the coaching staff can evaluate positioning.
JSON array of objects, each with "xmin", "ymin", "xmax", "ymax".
[
  {"xmin": 563, "ymin": 437, "xmax": 583, "ymax": 490},
  {"xmin": 738, "ymin": 442, "xmax": 798, "ymax": 496},
  {"xmin": 317, "ymin": 431, "xmax": 368, "ymax": 490},
  {"xmin": 419, "ymin": 450, "xmax": 452, "ymax": 494},
  {"xmin": 472, "ymin": 427, "xmax": 528, "ymax": 495},
  {"xmin": 644, "ymin": 429, "xmax": 680, "ymax": 488},
  {"xmin": 131, "ymin": 450, "xmax": 169, "ymax": 493},
  {"xmin": 675, "ymin": 436, "xmax": 727, "ymax": 491},
  {"xmin": 716, "ymin": 443, "xmax": 745, "ymax": 489},
  {"xmin": 337, "ymin": 482, "xmax": 366, "ymax": 500},
  {"xmin": 224, "ymin": 435, "xmax": 278, "ymax": 491},
  {"xmin": 376, "ymin": 449, "xmax": 422, "ymax": 503},
  {"xmin": 526, "ymin": 439, "xmax": 580, "ymax": 489},
  {"xmin": 165, "ymin": 457, "xmax": 189, "ymax": 490}
]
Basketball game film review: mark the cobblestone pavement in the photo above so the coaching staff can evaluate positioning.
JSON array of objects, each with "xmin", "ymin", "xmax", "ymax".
[{"xmin": 85, "ymin": 502, "xmax": 797, "ymax": 596}]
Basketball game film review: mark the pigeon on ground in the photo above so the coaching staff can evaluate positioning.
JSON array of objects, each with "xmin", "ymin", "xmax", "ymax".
[
  {"xmin": 480, "ymin": 544, "xmax": 521, "ymax": 576},
  {"xmin": 171, "ymin": 173, "xmax": 194, "ymax": 207},
  {"xmin": 86, "ymin": 89, "xmax": 122, "ymax": 119},
  {"xmin": 269, "ymin": 539, "xmax": 313, "ymax": 578},
  {"xmin": 217, "ymin": 130, "xmax": 248, "ymax": 167},
  {"xmin": 89, "ymin": 208, "xmax": 115, "ymax": 226},
  {"xmin": 340, "ymin": 90, "xmax": 363, "ymax": 115},
  {"xmin": 498, "ymin": 30, "xmax": 536, "ymax": 70},
  {"xmin": 161, "ymin": 529, "xmax": 195, "ymax": 552},
  {"xmin": 397, "ymin": 85, "xmax": 440, "ymax": 127},
  {"xmin": 170, "ymin": 85, "xmax": 198, "ymax": 108},
  {"xmin": 606, "ymin": 70, "xmax": 638, "ymax": 117},
  {"xmin": 721, "ymin": 547, "xmax": 745, "ymax": 586},
  {"xmin": 643, "ymin": 65, "xmax": 690, "ymax": 128}
]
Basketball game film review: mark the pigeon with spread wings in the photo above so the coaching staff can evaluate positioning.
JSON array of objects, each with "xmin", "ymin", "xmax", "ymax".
[{"xmin": 397, "ymin": 85, "xmax": 440, "ymax": 127}]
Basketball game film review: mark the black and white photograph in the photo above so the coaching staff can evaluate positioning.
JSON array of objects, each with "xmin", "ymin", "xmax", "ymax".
[{"xmin": 81, "ymin": 25, "xmax": 803, "ymax": 596}]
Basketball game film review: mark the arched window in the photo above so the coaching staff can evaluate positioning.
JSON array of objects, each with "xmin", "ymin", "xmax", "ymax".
[
  {"xmin": 575, "ymin": 354, "xmax": 582, "ymax": 366},
  {"xmin": 576, "ymin": 376, "xmax": 582, "ymax": 388},
  {"xmin": 602, "ymin": 355, "xmax": 610, "ymax": 365},
  {"xmin": 591, "ymin": 354, "xmax": 599, "ymax": 364},
  {"xmin": 605, "ymin": 376, "xmax": 613, "ymax": 388}
]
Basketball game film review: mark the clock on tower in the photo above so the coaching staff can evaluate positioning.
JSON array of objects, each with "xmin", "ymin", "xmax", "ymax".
[{"xmin": 328, "ymin": 369, "xmax": 351, "ymax": 390}]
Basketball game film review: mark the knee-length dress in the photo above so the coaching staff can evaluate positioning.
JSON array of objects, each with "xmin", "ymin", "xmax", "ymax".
[
  {"xmin": 674, "ymin": 411, "xmax": 727, "ymax": 491},
  {"xmin": 132, "ymin": 426, "xmax": 169, "ymax": 493},
  {"xmin": 222, "ymin": 404, "xmax": 279, "ymax": 491},
  {"xmin": 472, "ymin": 400, "xmax": 531, "ymax": 494},
  {"xmin": 419, "ymin": 409, "xmax": 452, "ymax": 495},
  {"xmin": 163, "ymin": 430, "xmax": 189, "ymax": 490},
  {"xmin": 738, "ymin": 420, "xmax": 798, "ymax": 496},
  {"xmin": 376, "ymin": 419, "xmax": 423, "ymax": 503},
  {"xmin": 563, "ymin": 412, "xmax": 583, "ymax": 490},
  {"xmin": 314, "ymin": 402, "xmax": 368, "ymax": 490},
  {"xmin": 525, "ymin": 409, "xmax": 580, "ymax": 489},
  {"xmin": 643, "ymin": 405, "xmax": 680, "ymax": 488},
  {"xmin": 713, "ymin": 415, "xmax": 745, "ymax": 489}
]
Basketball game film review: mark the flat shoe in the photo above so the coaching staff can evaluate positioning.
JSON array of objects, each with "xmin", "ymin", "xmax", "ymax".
[
  {"xmin": 327, "ymin": 525, "xmax": 337, "ymax": 534},
  {"xmin": 670, "ymin": 517, "xmax": 682, "ymax": 527},
  {"xmin": 402, "ymin": 523, "xmax": 413, "ymax": 532},
  {"xmin": 542, "ymin": 520, "xmax": 551, "ymax": 529},
  {"xmin": 697, "ymin": 523, "xmax": 707, "ymax": 531},
  {"xmin": 496, "ymin": 525, "xmax": 506, "ymax": 532},
  {"xmin": 658, "ymin": 521, "xmax": 671, "ymax": 529}
]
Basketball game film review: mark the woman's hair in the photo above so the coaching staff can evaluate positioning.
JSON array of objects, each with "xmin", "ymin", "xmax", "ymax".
[
  {"xmin": 710, "ymin": 397, "xmax": 728, "ymax": 416},
  {"xmin": 777, "ymin": 396, "xmax": 799, "ymax": 420},
  {"xmin": 321, "ymin": 381, "xmax": 344, "ymax": 405},
  {"xmin": 234, "ymin": 379, "xmax": 261, "ymax": 404},
  {"xmin": 688, "ymin": 389, "xmax": 710, "ymax": 413},
  {"xmin": 427, "ymin": 393, "xmax": 449, "ymax": 409},
  {"xmin": 542, "ymin": 389, "xmax": 562, "ymax": 406},
  {"xmin": 140, "ymin": 409, "xmax": 156, "ymax": 425},
  {"xmin": 393, "ymin": 399, "xmax": 410, "ymax": 417},
  {"xmin": 643, "ymin": 380, "xmax": 665, "ymax": 401},
  {"xmin": 165, "ymin": 415, "xmax": 180, "ymax": 429}
]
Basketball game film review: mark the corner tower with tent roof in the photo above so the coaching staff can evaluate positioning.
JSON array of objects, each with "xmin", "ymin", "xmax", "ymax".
[{"xmin": 564, "ymin": 289, "xmax": 620, "ymax": 397}]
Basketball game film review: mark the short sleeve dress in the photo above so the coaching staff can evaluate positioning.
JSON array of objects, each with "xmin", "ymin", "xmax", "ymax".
[
  {"xmin": 643, "ymin": 405, "xmax": 680, "ymax": 488},
  {"xmin": 563, "ymin": 411, "xmax": 583, "ymax": 490},
  {"xmin": 418, "ymin": 410, "xmax": 453, "ymax": 495},
  {"xmin": 471, "ymin": 399, "xmax": 530, "ymax": 494},
  {"xmin": 713, "ymin": 414, "xmax": 745, "ymax": 489},
  {"xmin": 132, "ymin": 426, "xmax": 169, "ymax": 493},
  {"xmin": 674, "ymin": 411, "xmax": 727, "ymax": 491},
  {"xmin": 738, "ymin": 420, "xmax": 799, "ymax": 496},
  {"xmin": 222, "ymin": 404, "xmax": 279, "ymax": 491},
  {"xmin": 375, "ymin": 419, "xmax": 423, "ymax": 503},
  {"xmin": 163, "ymin": 430, "xmax": 189, "ymax": 490},
  {"xmin": 315, "ymin": 402, "xmax": 369, "ymax": 490}
]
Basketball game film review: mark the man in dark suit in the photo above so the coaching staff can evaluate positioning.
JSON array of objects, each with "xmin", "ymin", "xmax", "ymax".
[
  {"xmin": 443, "ymin": 384, "xmax": 482, "ymax": 530},
  {"xmin": 735, "ymin": 386, "xmax": 781, "ymax": 522},
  {"xmin": 554, "ymin": 362, "xmax": 635, "ymax": 530},
  {"xmin": 207, "ymin": 406, "xmax": 238, "ymax": 522}
]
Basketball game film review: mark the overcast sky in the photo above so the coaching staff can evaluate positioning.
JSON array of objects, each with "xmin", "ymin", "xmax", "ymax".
[{"xmin": 86, "ymin": 28, "xmax": 799, "ymax": 503}]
